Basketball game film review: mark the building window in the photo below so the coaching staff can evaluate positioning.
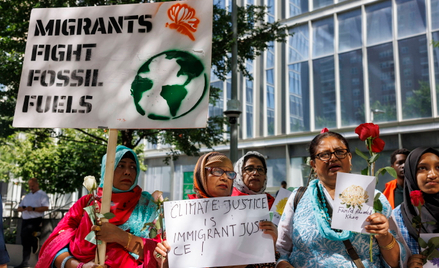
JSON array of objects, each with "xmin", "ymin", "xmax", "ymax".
[
  {"xmin": 398, "ymin": 35, "xmax": 431, "ymax": 119},
  {"xmin": 245, "ymin": 60, "xmax": 254, "ymax": 138},
  {"xmin": 366, "ymin": 1, "xmax": 392, "ymax": 46},
  {"xmin": 396, "ymin": 0, "xmax": 426, "ymax": 39},
  {"xmin": 289, "ymin": 0, "xmax": 308, "ymax": 17},
  {"xmin": 267, "ymin": 0, "xmax": 275, "ymax": 23},
  {"xmin": 313, "ymin": 56, "xmax": 336, "ymax": 129},
  {"xmin": 313, "ymin": 0, "xmax": 333, "ymax": 10},
  {"xmin": 432, "ymin": 0, "xmax": 439, "ymax": 30},
  {"xmin": 313, "ymin": 17, "xmax": 334, "ymax": 58},
  {"xmin": 367, "ymin": 43, "xmax": 397, "ymax": 122},
  {"xmin": 340, "ymin": 50, "xmax": 365, "ymax": 126},
  {"xmin": 266, "ymin": 42, "xmax": 275, "ymax": 136},
  {"xmin": 338, "ymin": 9, "xmax": 362, "ymax": 53}
]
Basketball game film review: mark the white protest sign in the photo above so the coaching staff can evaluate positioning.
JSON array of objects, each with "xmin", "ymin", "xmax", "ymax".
[
  {"xmin": 270, "ymin": 187, "xmax": 292, "ymax": 225},
  {"xmin": 13, "ymin": 0, "xmax": 212, "ymax": 129},
  {"xmin": 331, "ymin": 172, "xmax": 376, "ymax": 233},
  {"xmin": 420, "ymin": 234, "xmax": 439, "ymax": 268},
  {"xmin": 163, "ymin": 195, "xmax": 275, "ymax": 268}
]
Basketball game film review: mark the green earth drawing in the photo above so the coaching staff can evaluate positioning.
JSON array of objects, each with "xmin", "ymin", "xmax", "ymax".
[{"xmin": 130, "ymin": 50, "xmax": 209, "ymax": 121}]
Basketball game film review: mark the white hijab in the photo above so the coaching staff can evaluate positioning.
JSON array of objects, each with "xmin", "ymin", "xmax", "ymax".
[{"xmin": 233, "ymin": 151, "xmax": 268, "ymax": 195}]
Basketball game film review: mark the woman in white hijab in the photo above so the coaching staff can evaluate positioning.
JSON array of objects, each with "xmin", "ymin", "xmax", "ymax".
[{"xmin": 232, "ymin": 151, "xmax": 275, "ymax": 209}]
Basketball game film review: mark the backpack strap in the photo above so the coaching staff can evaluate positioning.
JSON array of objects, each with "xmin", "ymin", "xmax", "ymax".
[{"xmin": 293, "ymin": 186, "xmax": 307, "ymax": 212}]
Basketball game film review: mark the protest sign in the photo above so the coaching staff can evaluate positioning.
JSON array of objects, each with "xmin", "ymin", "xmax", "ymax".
[
  {"xmin": 13, "ymin": 0, "xmax": 212, "ymax": 129},
  {"xmin": 270, "ymin": 187, "xmax": 292, "ymax": 225},
  {"xmin": 420, "ymin": 234, "xmax": 439, "ymax": 268},
  {"xmin": 163, "ymin": 195, "xmax": 275, "ymax": 267},
  {"xmin": 331, "ymin": 172, "xmax": 376, "ymax": 233}
]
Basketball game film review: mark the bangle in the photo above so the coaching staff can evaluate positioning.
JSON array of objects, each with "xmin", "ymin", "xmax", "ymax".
[
  {"xmin": 125, "ymin": 233, "xmax": 133, "ymax": 250},
  {"xmin": 61, "ymin": 256, "xmax": 73, "ymax": 268},
  {"xmin": 77, "ymin": 263, "xmax": 84, "ymax": 268},
  {"xmin": 379, "ymin": 235, "xmax": 397, "ymax": 250}
]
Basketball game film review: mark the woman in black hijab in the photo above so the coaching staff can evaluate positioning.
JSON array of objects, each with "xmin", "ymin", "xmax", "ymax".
[{"xmin": 393, "ymin": 147, "xmax": 439, "ymax": 267}]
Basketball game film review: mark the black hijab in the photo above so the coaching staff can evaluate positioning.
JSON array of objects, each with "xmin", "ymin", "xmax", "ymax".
[{"xmin": 401, "ymin": 147, "xmax": 439, "ymax": 239}]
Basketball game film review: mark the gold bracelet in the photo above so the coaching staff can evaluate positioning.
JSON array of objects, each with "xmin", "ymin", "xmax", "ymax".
[
  {"xmin": 125, "ymin": 233, "xmax": 132, "ymax": 250},
  {"xmin": 379, "ymin": 235, "xmax": 397, "ymax": 250}
]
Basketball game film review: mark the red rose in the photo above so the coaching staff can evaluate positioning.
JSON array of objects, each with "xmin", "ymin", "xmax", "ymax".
[
  {"xmin": 355, "ymin": 123, "xmax": 380, "ymax": 141},
  {"xmin": 410, "ymin": 190, "xmax": 425, "ymax": 207},
  {"xmin": 371, "ymin": 137, "xmax": 385, "ymax": 153}
]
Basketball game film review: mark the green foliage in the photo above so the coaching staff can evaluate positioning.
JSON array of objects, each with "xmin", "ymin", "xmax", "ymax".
[{"xmin": 403, "ymin": 80, "xmax": 432, "ymax": 119}]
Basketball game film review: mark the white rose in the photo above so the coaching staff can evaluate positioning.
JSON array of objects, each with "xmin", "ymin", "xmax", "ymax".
[
  {"xmin": 152, "ymin": 190, "xmax": 164, "ymax": 203},
  {"xmin": 83, "ymin": 176, "xmax": 97, "ymax": 193}
]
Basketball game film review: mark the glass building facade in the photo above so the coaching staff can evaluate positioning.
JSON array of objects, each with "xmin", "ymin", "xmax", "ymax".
[{"xmin": 143, "ymin": 0, "xmax": 439, "ymax": 200}]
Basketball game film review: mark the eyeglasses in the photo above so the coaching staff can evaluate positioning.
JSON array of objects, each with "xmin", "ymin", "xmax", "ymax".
[
  {"xmin": 205, "ymin": 167, "xmax": 237, "ymax": 180},
  {"xmin": 243, "ymin": 166, "xmax": 266, "ymax": 174},
  {"xmin": 315, "ymin": 149, "xmax": 349, "ymax": 161}
]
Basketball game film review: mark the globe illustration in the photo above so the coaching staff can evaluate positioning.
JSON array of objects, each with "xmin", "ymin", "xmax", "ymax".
[{"xmin": 130, "ymin": 50, "xmax": 209, "ymax": 121}]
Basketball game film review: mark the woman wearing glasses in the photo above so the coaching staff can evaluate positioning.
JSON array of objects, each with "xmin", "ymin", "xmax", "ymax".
[
  {"xmin": 276, "ymin": 131, "xmax": 401, "ymax": 268},
  {"xmin": 232, "ymin": 151, "xmax": 275, "ymax": 209},
  {"xmin": 155, "ymin": 152, "xmax": 277, "ymax": 267}
]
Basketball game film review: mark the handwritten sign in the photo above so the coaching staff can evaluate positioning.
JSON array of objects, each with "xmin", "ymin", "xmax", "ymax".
[
  {"xmin": 331, "ymin": 172, "xmax": 376, "ymax": 233},
  {"xmin": 420, "ymin": 234, "xmax": 439, "ymax": 268},
  {"xmin": 13, "ymin": 0, "xmax": 212, "ymax": 129},
  {"xmin": 163, "ymin": 195, "xmax": 275, "ymax": 267},
  {"xmin": 270, "ymin": 188, "xmax": 292, "ymax": 225}
]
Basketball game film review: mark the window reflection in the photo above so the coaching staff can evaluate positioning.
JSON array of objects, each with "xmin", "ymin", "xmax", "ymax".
[
  {"xmin": 246, "ymin": 60, "xmax": 254, "ymax": 138},
  {"xmin": 313, "ymin": 0, "xmax": 333, "ymax": 10},
  {"xmin": 398, "ymin": 36, "xmax": 431, "ymax": 119},
  {"xmin": 433, "ymin": 32, "xmax": 439, "ymax": 114},
  {"xmin": 339, "ymin": 50, "xmax": 365, "ymax": 126},
  {"xmin": 290, "ymin": 0, "xmax": 308, "ymax": 16},
  {"xmin": 338, "ymin": 9, "xmax": 362, "ymax": 53},
  {"xmin": 367, "ymin": 43, "xmax": 397, "ymax": 122},
  {"xmin": 433, "ymin": 0, "xmax": 439, "ymax": 30},
  {"xmin": 367, "ymin": 1, "xmax": 392, "ymax": 46},
  {"xmin": 266, "ymin": 43, "xmax": 275, "ymax": 136},
  {"xmin": 396, "ymin": 0, "xmax": 426, "ymax": 38},
  {"xmin": 313, "ymin": 17, "xmax": 334, "ymax": 58},
  {"xmin": 313, "ymin": 56, "xmax": 336, "ymax": 129}
]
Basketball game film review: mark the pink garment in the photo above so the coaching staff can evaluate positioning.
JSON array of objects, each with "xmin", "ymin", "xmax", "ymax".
[{"xmin": 36, "ymin": 195, "xmax": 160, "ymax": 268}]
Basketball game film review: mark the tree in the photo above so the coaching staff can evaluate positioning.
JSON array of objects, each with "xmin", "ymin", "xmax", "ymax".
[{"xmin": 0, "ymin": 0, "xmax": 288, "ymax": 193}]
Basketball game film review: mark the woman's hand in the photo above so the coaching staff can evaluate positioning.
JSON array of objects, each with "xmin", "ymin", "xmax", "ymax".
[
  {"xmin": 259, "ymin": 221, "xmax": 278, "ymax": 246},
  {"xmin": 154, "ymin": 241, "xmax": 171, "ymax": 268},
  {"xmin": 82, "ymin": 262, "xmax": 108, "ymax": 268},
  {"xmin": 407, "ymin": 254, "xmax": 426, "ymax": 268},
  {"xmin": 91, "ymin": 222, "xmax": 125, "ymax": 244},
  {"xmin": 276, "ymin": 260, "xmax": 294, "ymax": 268},
  {"xmin": 364, "ymin": 213, "xmax": 389, "ymax": 239}
]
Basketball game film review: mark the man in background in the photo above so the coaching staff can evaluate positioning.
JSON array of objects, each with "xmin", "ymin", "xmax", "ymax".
[
  {"xmin": 383, "ymin": 148, "xmax": 410, "ymax": 209},
  {"xmin": 15, "ymin": 178, "xmax": 49, "ymax": 268},
  {"xmin": 276, "ymin": 181, "xmax": 287, "ymax": 197}
]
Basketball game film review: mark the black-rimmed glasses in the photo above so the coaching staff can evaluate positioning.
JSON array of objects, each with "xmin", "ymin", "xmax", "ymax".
[
  {"xmin": 243, "ymin": 166, "xmax": 266, "ymax": 174},
  {"xmin": 205, "ymin": 167, "xmax": 237, "ymax": 180},
  {"xmin": 315, "ymin": 149, "xmax": 349, "ymax": 161}
]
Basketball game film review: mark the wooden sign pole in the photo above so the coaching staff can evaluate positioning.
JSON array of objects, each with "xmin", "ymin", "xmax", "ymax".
[{"xmin": 96, "ymin": 129, "xmax": 118, "ymax": 265}]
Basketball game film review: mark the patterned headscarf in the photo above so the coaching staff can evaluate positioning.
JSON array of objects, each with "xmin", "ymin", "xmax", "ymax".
[
  {"xmin": 233, "ymin": 151, "xmax": 268, "ymax": 195},
  {"xmin": 193, "ymin": 152, "xmax": 234, "ymax": 198},
  {"xmin": 401, "ymin": 147, "xmax": 439, "ymax": 239},
  {"xmin": 99, "ymin": 145, "xmax": 140, "ymax": 193}
]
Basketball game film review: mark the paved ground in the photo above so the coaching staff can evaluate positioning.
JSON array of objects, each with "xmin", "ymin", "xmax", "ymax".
[{"xmin": 5, "ymin": 244, "xmax": 38, "ymax": 268}]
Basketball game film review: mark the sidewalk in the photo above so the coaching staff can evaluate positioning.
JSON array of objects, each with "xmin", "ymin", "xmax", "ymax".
[{"xmin": 5, "ymin": 244, "xmax": 38, "ymax": 268}]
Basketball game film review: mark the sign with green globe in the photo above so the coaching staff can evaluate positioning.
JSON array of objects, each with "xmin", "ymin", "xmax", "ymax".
[
  {"xmin": 131, "ymin": 50, "xmax": 209, "ymax": 121},
  {"xmin": 13, "ymin": 0, "xmax": 212, "ymax": 129}
]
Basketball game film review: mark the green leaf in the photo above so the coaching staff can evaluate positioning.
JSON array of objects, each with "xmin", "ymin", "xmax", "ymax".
[
  {"xmin": 103, "ymin": 212, "xmax": 115, "ymax": 220},
  {"xmin": 373, "ymin": 199, "xmax": 383, "ymax": 212},
  {"xmin": 418, "ymin": 237, "xmax": 428, "ymax": 248},
  {"xmin": 155, "ymin": 218, "xmax": 162, "ymax": 230},
  {"xmin": 361, "ymin": 167, "xmax": 369, "ymax": 176},
  {"xmin": 428, "ymin": 249, "xmax": 439, "ymax": 259},
  {"xmin": 369, "ymin": 153, "xmax": 380, "ymax": 164},
  {"xmin": 427, "ymin": 237, "xmax": 439, "ymax": 247},
  {"xmin": 425, "ymin": 221, "xmax": 436, "ymax": 225},
  {"xmin": 374, "ymin": 193, "xmax": 381, "ymax": 201},
  {"xmin": 355, "ymin": 148, "xmax": 369, "ymax": 161},
  {"xmin": 149, "ymin": 228, "xmax": 157, "ymax": 239}
]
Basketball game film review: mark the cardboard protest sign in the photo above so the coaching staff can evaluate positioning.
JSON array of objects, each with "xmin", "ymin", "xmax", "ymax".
[
  {"xmin": 13, "ymin": 0, "xmax": 212, "ymax": 129},
  {"xmin": 163, "ymin": 195, "xmax": 275, "ymax": 267},
  {"xmin": 331, "ymin": 172, "xmax": 376, "ymax": 233},
  {"xmin": 270, "ymin": 187, "xmax": 292, "ymax": 225},
  {"xmin": 420, "ymin": 234, "xmax": 439, "ymax": 268}
]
